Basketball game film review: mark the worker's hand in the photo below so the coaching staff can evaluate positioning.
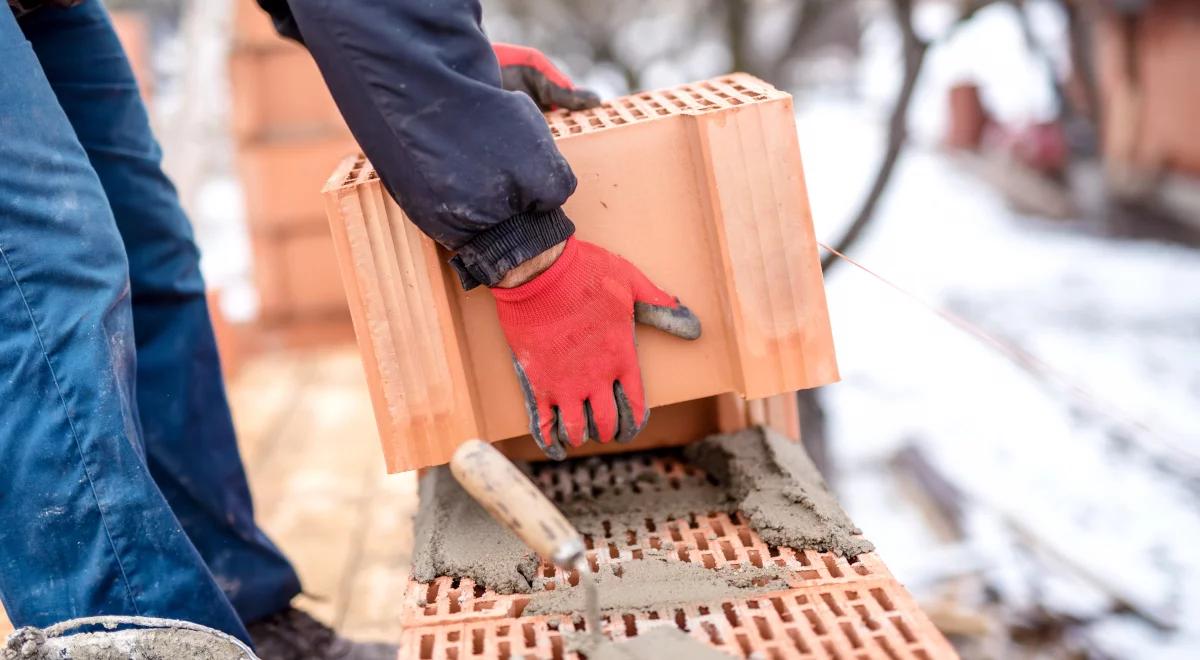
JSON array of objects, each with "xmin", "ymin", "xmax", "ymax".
[
  {"xmin": 493, "ymin": 43, "xmax": 601, "ymax": 112},
  {"xmin": 490, "ymin": 237, "xmax": 701, "ymax": 460}
]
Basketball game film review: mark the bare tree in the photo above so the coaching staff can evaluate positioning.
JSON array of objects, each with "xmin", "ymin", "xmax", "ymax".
[
  {"xmin": 486, "ymin": 0, "xmax": 856, "ymax": 94},
  {"xmin": 820, "ymin": 0, "xmax": 928, "ymax": 272},
  {"xmin": 714, "ymin": 0, "xmax": 852, "ymax": 87}
]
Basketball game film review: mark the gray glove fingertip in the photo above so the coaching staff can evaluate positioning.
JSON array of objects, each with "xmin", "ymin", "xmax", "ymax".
[
  {"xmin": 540, "ymin": 75, "xmax": 601, "ymax": 111},
  {"xmin": 583, "ymin": 400, "xmax": 599, "ymax": 445},
  {"xmin": 634, "ymin": 299, "xmax": 702, "ymax": 340},
  {"xmin": 513, "ymin": 356, "xmax": 566, "ymax": 460},
  {"xmin": 552, "ymin": 406, "xmax": 575, "ymax": 452},
  {"xmin": 558, "ymin": 87, "xmax": 602, "ymax": 111},
  {"xmin": 613, "ymin": 381, "xmax": 647, "ymax": 443},
  {"xmin": 531, "ymin": 408, "xmax": 566, "ymax": 461},
  {"xmin": 536, "ymin": 428, "xmax": 567, "ymax": 461}
]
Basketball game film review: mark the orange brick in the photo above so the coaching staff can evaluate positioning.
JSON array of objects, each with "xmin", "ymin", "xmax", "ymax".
[
  {"xmin": 497, "ymin": 392, "xmax": 800, "ymax": 463},
  {"xmin": 229, "ymin": 46, "xmax": 347, "ymax": 142},
  {"xmin": 232, "ymin": 0, "xmax": 283, "ymax": 50},
  {"xmin": 207, "ymin": 289, "xmax": 245, "ymax": 380},
  {"xmin": 944, "ymin": 82, "xmax": 987, "ymax": 150},
  {"xmin": 1095, "ymin": 0, "xmax": 1200, "ymax": 176},
  {"xmin": 399, "ymin": 454, "xmax": 955, "ymax": 659},
  {"xmin": 250, "ymin": 233, "xmax": 287, "ymax": 320},
  {"xmin": 109, "ymin": 10, "xmax": 152, "ymax": 106},
  {"xmin": 251, "ymin": 228, "xmax": 348, "ymax": 321},
  {"xmin": 282, "ymin": 230, "xmax": 349, "ymax": 317},
  {"xmin": 239, "ymin": 136, "xmax": 358, "ymax": 229},
  {"xmin": 322, "ymin": 75, "xmax": 839, "ymax": 473}
]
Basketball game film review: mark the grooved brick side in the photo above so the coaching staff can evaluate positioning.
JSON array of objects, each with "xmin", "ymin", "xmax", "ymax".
[{"xmin": 322, "ymin": 74, "xmax": 838, "ymax": 473}]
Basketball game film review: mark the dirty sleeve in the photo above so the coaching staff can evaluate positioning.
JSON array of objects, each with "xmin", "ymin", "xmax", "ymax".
[{"xmin": 255, "ymin": 0, "xmax": 577, "ymax": 288}]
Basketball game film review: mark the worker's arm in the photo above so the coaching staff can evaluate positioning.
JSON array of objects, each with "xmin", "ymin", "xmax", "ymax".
[
  {"xmin": 258, "ymin": 0, "xmax": 576, "ymax": 288},
  {"xmin": 255, "ymin": 0, "xmax": 701, "ymax": 458}
]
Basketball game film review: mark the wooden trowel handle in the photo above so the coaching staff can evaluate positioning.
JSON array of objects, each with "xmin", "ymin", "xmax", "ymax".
[{"xmin": 450, "ymin": 440, "xmax": 586, "ymax": 569}]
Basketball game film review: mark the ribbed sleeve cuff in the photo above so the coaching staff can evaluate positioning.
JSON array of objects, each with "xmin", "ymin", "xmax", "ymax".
[{"xmin": 448, "ymin": 208, "xmax": 575, "ymax": 289}]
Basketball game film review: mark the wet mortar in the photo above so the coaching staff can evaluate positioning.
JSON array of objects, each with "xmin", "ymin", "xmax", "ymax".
[
  {"xmin": 523, "ymin": 558, "xmax": 788, "ymax": 617},
  {"xmin": 411, "ymin": 460, "xmax": 541, "ymax": 594},
  {"xmin": 683, "ymin": 427, "xmax": 875, "ymax": 557},
  {"xmin": 412, "ymin": 426, "xmax": 872, "ymax": 598}
]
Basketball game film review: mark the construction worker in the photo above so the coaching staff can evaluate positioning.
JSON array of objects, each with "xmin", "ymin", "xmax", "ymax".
[{"xmin": 0, "ymin": 1, "xmax": 697, "ymax": 658}]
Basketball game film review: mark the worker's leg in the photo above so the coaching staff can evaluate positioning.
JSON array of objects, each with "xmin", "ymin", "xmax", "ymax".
[
  {"xmin": 18, "ymin": 1, "xmax": 302, "ymax": 624},
  {"xmin": 0, "ymin": 6, "xmax": 250, "ymax": 641}
]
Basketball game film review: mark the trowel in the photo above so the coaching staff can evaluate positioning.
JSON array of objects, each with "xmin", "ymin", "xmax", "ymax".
[{"xmin": 449, "ymin": 440, "xmax": 601, "ymax": 637}]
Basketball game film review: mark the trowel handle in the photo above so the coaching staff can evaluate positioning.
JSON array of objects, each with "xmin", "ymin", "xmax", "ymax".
[{"xmin": 450, "ymin": 440, "xmax": 586, "ymax": 569}]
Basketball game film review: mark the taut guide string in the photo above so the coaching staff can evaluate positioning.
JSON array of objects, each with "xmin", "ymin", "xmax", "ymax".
[{"xmin": 816, "ymin": 241, "xmax": 1199, "ymax": 471}]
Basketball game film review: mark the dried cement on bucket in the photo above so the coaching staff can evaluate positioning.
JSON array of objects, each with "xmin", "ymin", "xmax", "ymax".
[{"xmin": 2, "ymin": 616, "xmax": 256, "ymax": 660}]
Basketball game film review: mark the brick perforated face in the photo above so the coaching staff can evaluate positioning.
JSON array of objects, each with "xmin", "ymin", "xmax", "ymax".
[
  {"xmin": 330, "ymin": 73, "xmax": 791, "ymax": 190},
  {"xmin": 339, "ymin": 155, "xmax": 377, "ymax": 188},
  {"xmin": 544, "ymin": 74, "xmax": 788, "ymax": 138},
  {"xmin": 399, "ymin": 453, "xmax": 952, "ymax": 659},
  {"xmin": 404, "ymin": 586, "xmax": 939, "ymax": 660}
]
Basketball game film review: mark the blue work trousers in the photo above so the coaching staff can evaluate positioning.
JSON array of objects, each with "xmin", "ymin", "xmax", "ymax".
[{"xmin": 0, "ymin": 1, "xmax": 300, "ymax": 644}]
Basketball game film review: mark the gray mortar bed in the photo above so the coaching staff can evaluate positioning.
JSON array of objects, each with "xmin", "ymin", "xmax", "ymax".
[{"xmin": 411, "ymin": 426, "xmax": 873, "ymax": 615}]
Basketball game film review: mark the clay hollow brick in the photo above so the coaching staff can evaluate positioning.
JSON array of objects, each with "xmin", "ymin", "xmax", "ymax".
[
  {"xmin": 233, "ymin": 0, "xmax": 282, "ymax": 50},
  {"xmin": 240, "ymin": 136, "xmax": 358, "ymax": 229},
  {"xmin": 230, "ymin": 44, "xmax": 348, "ymax": 143},
  {"xmin": 401, "ymin": 584, "xmax": 945, "ymax": 660},
  {"xmin": 399, "ymin": 454, "xmax": 954, "ymax": 659},
  {"xmin": 252, "ymin": 229, "xmax": 349, "ymax": 322},
  {"xmin": 321, "ymin": 74, "xmax": 839, "ymax": 473}
]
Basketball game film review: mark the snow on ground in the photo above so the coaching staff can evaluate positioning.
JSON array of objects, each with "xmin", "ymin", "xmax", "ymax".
[{"xmin": 796, "ymin": 97, "xmax": 1200, "ymax": 657}]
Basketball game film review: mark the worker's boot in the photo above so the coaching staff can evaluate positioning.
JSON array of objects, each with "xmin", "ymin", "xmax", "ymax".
[{"xmin": 246, "ymin": 608, "xmax": 397, "ymax": 660}]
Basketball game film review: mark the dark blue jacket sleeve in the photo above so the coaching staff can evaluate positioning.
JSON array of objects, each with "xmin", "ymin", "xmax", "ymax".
[{"xmin": 257, "ymin": 0, "xmax": 577, "ymax": 288}]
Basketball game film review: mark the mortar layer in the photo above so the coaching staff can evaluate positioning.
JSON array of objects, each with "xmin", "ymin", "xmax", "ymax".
[
  {"xmin": 547, "ymin": 458, "xmax": 730, "ymax": 539},
  {"xmin": 524, "ymin": 558, "xmax": 788, "ymax": 617},
  {"xmin": 411, "ymin": 467, "xmax": 539, "ymax": 593},
  {"xmin": 565, "ymin": 627, "xmax": 734, "ymax": 660},
  {"xmin": 410, "ymin": 452, "xmax": 729, "ymax": 593},
  {"xmin": 685, "ymin": 427, "xmax": 875, "ymax": 557},
  {"xmin": 410, "ymin": 427, "xmax": 870, "ymax": 595}
]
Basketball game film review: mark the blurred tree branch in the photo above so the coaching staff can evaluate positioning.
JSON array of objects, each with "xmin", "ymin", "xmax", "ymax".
[
  {"xmin": 821, "ymin": 0, "xmax": 1018, "ymax": 272},
  {"xmin": 719, "ymin": 0, "xmax": 837, "ymax": 83},
  {"xmin": 773, "ymin": 0, "xmax": 832, "ymax": 79},
  {"xmin": 821, "ymin": 0, "xmax": 928, "ymax": 272},
  {"xmin": 492, "ymin": 0, "xmax": 852, "ymax": 94},
  {"xmin": 1061, "ymin": 0, "xmax": 1099, "ymax": 124},
  {"xmin": 804, "ymin": 0, "xmax": 929, "ymax": 484},
  {"xmin": 1008, "ymin": 0, "xmax": 1070, "ymax": 121}
]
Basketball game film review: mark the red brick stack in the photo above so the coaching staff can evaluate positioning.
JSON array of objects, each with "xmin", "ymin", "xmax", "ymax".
[{"xmin": 231, "ymin": 0, "xmax": 357, "ymax": 338}]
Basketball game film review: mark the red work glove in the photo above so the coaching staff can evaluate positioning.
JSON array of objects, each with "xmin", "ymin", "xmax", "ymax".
[
  {"xmin": 493, "ymin": 43, "xmax": 601, "ymax": 112},
  {"xmin": 491, "ymin": 238, "xmax": 701, "ymax": 460}
]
